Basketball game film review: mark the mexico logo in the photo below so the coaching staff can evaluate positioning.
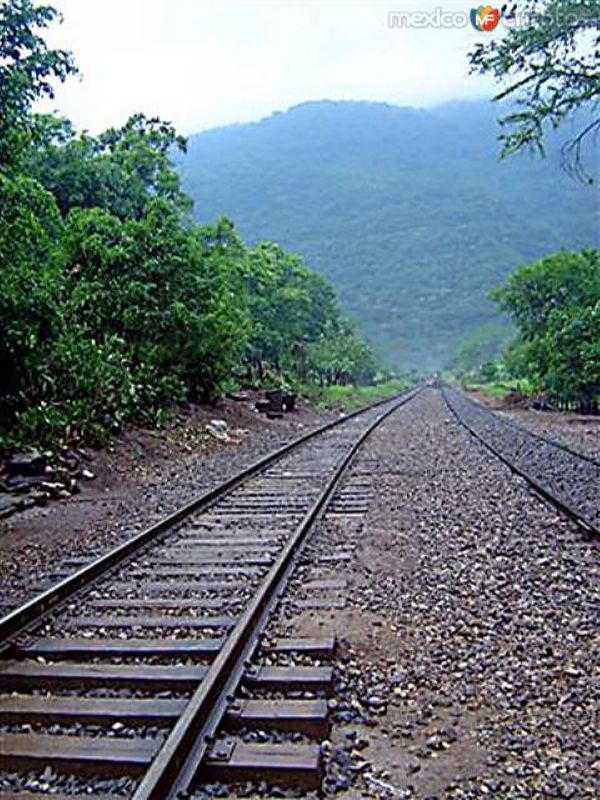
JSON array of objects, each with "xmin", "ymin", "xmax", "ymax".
[{"xmin": 470, "ymin": 5, "xmax": 501, "ymax": 31}]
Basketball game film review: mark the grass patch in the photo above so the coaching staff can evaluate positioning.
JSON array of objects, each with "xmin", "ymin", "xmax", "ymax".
[
  {"xmin": 299, "ymin": 379, "xmax": 413, "ymax": 411},
  {"xmin": 463, "ymin": 379, "xmax": 534, "ymax": 399}
]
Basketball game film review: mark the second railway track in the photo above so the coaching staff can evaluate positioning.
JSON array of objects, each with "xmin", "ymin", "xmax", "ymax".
[
  {"xmin": 442, "ymin": 385, "xmax": 600, "ymax": 534},
  {"xmin": 0, "ymin": 386, "xmax": 420, "ymax": 799}
]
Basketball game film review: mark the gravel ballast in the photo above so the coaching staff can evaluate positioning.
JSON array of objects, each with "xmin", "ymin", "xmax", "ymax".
[
  {"xmin": 262, "ymin": 388, "xmax": 597, "ymax": 799},
  {"xmin": 497, "ymin": 407, "xmax": 600, "ymax": 463}
]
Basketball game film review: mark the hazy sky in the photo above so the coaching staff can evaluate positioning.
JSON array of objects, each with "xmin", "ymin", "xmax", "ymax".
[{"xmin": 40, "ymin": 0, "xmax": 499, "ymax": 134}]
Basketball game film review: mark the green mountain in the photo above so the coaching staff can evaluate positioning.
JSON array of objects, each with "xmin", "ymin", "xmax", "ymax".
[{"xmin": 177, "ymin": 100, "xmax": 599, "ymax": 369}]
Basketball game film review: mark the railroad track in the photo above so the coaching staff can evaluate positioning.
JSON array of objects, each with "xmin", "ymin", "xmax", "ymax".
[
  {"xmin": 442, "ymin": 385, "xmax": 599, "ymax": 535},
  {"xmin": 0, "ymin": 386, "xmax": 420, "ymax": 799}
]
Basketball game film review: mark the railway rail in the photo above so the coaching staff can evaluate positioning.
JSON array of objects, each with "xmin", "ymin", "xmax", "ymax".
[
  {"xmin": 0, "ymin": 386, "xmax": 420, "ymax": 799},
  {"xmin": 442, "ymin": 385, "xmax": 599, "ymax": 535}
]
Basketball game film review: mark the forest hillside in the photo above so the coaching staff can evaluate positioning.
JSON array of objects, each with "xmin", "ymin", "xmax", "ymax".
[{"xmin": 178, "ymin": 99, "xmax": 599, "ymax": 368}]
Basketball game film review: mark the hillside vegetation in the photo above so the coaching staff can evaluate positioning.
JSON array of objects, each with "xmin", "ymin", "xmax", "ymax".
[{"xmin": 178, "ymin": 100, "xmax": 599, "ymax": 369}]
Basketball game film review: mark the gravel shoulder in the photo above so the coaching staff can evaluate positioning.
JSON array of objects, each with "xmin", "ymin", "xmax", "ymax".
[
  {"xmin": 274, "ymin": 389, "xmax": 598, "ymax": 799},
  {"xmin": 0, "ymin": 394, "xmax": 337, "ymax": 614},
  {"xmin": 445, "ymin": 387, "xmax": 599, "ymax": 530}
]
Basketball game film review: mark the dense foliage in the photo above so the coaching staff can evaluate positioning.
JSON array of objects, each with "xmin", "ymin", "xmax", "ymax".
[
  {"xmin": 0, "ymin": 1, "xmax": 378, "ymax": 452},
  {"xmin": 469, "ymin": 0, "xmax": 600, "ymax": 182},
  {"xmin": 493, "ymin": 250, "xmax": 600, "ymax": 410},
  {"xmin": 177, "ymin": 100, "xmax": 599, "ymax": 370}
]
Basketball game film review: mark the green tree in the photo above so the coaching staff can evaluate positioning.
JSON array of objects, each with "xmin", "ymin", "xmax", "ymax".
[
  {"xmin": 244, "ymin": 243, "xmax": 339, "ymax": 380},
  {"xmin": 544, "ymin": 302, "xmax": 600, "ymax": 410},
  {"xmin": 307, "ymin": 321, "xmax": 378, "ymax": 386},
  {"xmin": 494, "ymin": 249, "xmax": 600, "ymax": 409},
  {"xmin": 469, "ymin": 0, "xmax": 600, "ymax": 181},
  {"xmin": 0, "ymin": 0, "xmax": 382, "ymax": 451},
  {"xmin": 0, "ymin": 0, "xmax": 77, "ymax": 170},
  {"xmin": 63, "ymin": 205, "xmax": 250, "ymax": 403},
  {"xmin": 493, "ymin": 249, "xmax": 599, "ymax": 338},
  {"xmin": 27, "ymin": 113, "xmax": 190, "ymax": 219},
  {"xmin": 0, "ymin": 173, "xmax": 65, "ymax": 427}
]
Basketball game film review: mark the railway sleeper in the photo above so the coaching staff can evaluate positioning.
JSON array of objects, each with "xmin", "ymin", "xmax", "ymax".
[
  {"xmin": 243, "ymin": 664, "xmax": 333, "ymax": 694},
  {"xmin": 127, "ymin": 565, "xmax": 263, "ymax": 577},
  {"xmin": 174, "ymin": 536, "xmax": 282, "ymax": 547},
  {"xmin": 12, "ymin": 637, "xmax": 224, "ymax": 659},
  {"xmin": 0, "ymin": 660, "xmax": 207, "ymax": 690},
  {"xmin": 151, "ymin": 554, "xmax": 274, "ymax": 566},
  {"xmin": 0, "ymin": 696, "xmax": 327, "ymax": 736},
  {"xmin": 0, "ymin": 694, "xmax": 186, "ymax": 725},
  {"xmin": 292, "ymin": 597, "xmax": 345, "ymax": 610},
  {"xmin": 265, "ymin": 636, "xmax": 336, "ymax": 658},
  {"xmin": 154, "ymin": 545, "xmax": 278, "ymax": 557},
  {"xmin": 85, "ymin": 598, "xmax": 242, "ymax": 611},
  {"xmin": 101, "ymin": 579, "xmax": 246, "ymax": 594},
  {"xmin": 318, "ymin": 552, "xmax": 353, "ymax": 563},
  {"xmin": 225, "ymin": 698, "xmax": 328, "ymax": 737},
  {"xmin": 58, "ymin": 614, "xmax": 237, "ymax": 629},
  {"xmin": 203, "ymin": 740, "xmax": 322, "ymax": 790},
  {"xmin": 0, "ymin": 732, "xmax": 158, "ymax": 777},
  {"xmin": 303, "ymin": 578, "xmax": 347, "ymax": 591}
]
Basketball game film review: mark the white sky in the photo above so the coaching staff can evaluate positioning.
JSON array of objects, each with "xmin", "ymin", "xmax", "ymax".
[{"xmin": 40, "ymin": 0, "xmax": 499, "ymax": 135}]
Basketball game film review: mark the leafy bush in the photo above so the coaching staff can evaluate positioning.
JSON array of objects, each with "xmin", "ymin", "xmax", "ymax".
[{"xmin": 494, "ymin": 249, "xmax": 600, "ymax": 410}]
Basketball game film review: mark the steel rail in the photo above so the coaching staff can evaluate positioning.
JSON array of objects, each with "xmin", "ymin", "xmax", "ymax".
[
  {"xmin": 441, "ymin": 386, "xmax": 599, "ymax": 536},
  {"xmin": 133, "ymin": 388, "xmax": 417, "ymax": 799},
  {"xmin": 0, "ymin": 386, "xmax": 419, "ymax": 650}
]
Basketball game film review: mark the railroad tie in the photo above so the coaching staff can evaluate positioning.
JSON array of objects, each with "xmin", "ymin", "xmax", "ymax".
[
  {"xmin": 0, "ymin": 660, "xmax": 207, "ymax": 690},
  {"xmin": 243, "ymin": 664, "xmax": 334, "ymax": 693},
  {"xmin": 14, "ymin": 636, "xmax": 224, "ymax": 659},
  {"xmin": 225, "ymin": 698, "xmax": 328, "ymax": 737},
  {"xmin": 203, "ymin": 741, "xmax": 322, "ymax": 790},
  {"xmin": 0, "ymin": 732, "xmax": 158, "ymax": 776}
]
